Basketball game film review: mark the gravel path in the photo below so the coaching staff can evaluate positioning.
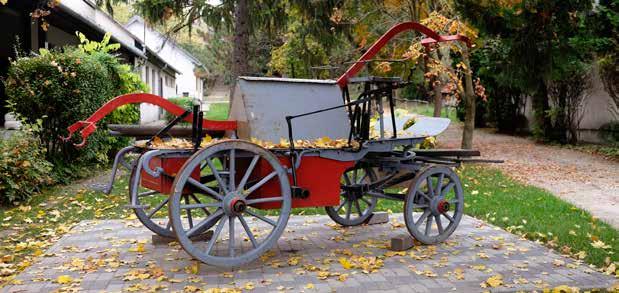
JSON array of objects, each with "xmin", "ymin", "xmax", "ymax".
[{"xmin": 437, "ymin": 123, "xmax": 619, "ymax": 229}]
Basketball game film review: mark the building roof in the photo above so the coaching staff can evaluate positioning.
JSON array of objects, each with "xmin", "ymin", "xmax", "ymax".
[
  {"xmin": 57, "ymin": 0, "xmax": 180, "ymax": 73},
  {"xmin": 125, "ymin": 15, "xmax": 204, "ymax": 68}
]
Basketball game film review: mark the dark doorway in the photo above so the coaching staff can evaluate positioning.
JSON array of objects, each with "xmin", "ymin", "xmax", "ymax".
[{"xmin": 0, "ymin": 6, "xmax": 28, "ymax": 127}]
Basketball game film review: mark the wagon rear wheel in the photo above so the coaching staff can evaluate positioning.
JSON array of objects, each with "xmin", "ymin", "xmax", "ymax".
[
  {"xmin": 325, "ymin": 166, "xmax": 377, "ymax": 226},
  {"xmin": 169, "ymin": 140, "xmax": 291, "ymax": 267},
  {"xmin": 129, "ymin": 164, "xmax": 175, "ymax": 238},
  {"xmin": 404, "ymin": 166, "xmax": 463, "ymax": 244}
]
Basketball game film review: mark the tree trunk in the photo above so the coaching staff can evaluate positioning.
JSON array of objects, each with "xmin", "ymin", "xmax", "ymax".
[
  {"xmin": 532, "ymin": 80, "xmax": 552, "ymax": 139},
  {"xmin": 461, "ymin": 50, "xmax": 476, "ymax": 149},
  {"xmin": 431, "ymin": 51, "xmax": 442, "ymax": 117},
  {"xmin": 232, "ymin": 0, "xmax": 250, "ymax": 79}
]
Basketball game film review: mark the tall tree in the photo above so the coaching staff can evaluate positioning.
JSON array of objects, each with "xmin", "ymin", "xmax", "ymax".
[{"xmin": 455, "ymin": 0, "xmax": 596, "ymax": 140}]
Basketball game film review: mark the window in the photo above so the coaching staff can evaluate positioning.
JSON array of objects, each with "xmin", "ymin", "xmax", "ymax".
[
  {"xmin": 151, "ymin": 68, "xmax": 156, "ymax": 94},
  {"xmin": 145, "ymin": 66, "xmax": 150, "ymax": 87}
]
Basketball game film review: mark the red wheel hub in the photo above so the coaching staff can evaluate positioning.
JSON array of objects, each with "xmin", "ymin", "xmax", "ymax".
[
  {"xmin": 437, "ymin": 200, "xmax": 450, "ymax": 213},
  {"xmin": 230, "ymin": 198, "xmax": 247, "ymax": 213}
]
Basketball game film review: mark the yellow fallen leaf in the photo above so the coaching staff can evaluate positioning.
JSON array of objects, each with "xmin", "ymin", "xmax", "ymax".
[
  {"xmin": 338, "ymin": 274, "xmax": 348, "ymax": 282},
  {"xmin": 128, "ymin": 242, "xmax": 145, "ymax": 253},
  {"xmin": 305, "ymin": 283, "xmax": 315, "ymax": 289},
  {"xmin": 481, "ymin": 274, "xmax": 503, "ymax": 288},
  {"xmin": 552, "ymin": 285, "xmax": 578, "ymax": 293},
  {"xmin": 244, "ymin": 282, "xmax": 255, "ymax": 290},
  {"xmin": 339, "ymin": 257, "xmax": 352, "ymax": 269},
  {"xmin": 56, "ymin": 275, "xmax": 73, "ymax": 284}
]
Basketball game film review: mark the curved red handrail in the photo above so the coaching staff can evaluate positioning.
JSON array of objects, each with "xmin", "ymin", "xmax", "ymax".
[
  {"xmin": 61, "ymin": 93, "xmax": 237, "ymax": 148},
  {"xmin": 336, "ymin": 22, "xmax": 471, "ymax": 88}
]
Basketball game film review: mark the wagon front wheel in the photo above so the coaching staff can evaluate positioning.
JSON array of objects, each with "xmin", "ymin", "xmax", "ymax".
[
  {"xmin": 169, "ymin": 140, "xmax": 291, "ymax": 267},
  {"xmin": 325, "ymin": 166, "xmax": 378, "ymax": 226},
  {"xmin": 404, "ymin": 166, "xmax": 463, "ymax": 244}
]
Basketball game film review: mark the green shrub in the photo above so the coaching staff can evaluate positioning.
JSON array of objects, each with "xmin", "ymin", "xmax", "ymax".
[
  {"xmin": 599, "ymin": 121, "xmax": 619, "ymax": 143},
  {"xmin": 164, "ymin": 96, "xmax": 195, "ymax": 122},
  {"xmin": 3, "ymin": 33, "xmax": 146, "ymax": 176},
  {"xmin": 0, "ymin": 125, "xmax": 54, "ymax": 205}
]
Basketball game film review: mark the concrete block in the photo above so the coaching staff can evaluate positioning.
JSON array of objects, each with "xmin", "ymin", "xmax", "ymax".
[
  {"xmin": 366, "ymin": 212, "xmax": 389, "ymax": 225},
  {"xmin": 390, "ymin": 233, "xmax": 414, "ymax": 251}
]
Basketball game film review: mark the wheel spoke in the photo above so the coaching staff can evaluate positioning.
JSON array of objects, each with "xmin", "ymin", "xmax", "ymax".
[
  {"xmin": 441, "ymin": 182, "xmax": 455, "ymax": 197},
  {"xmin": 353, "ymin": 169, "xmax": 358, "ymax": 183},
  {"xmin": 138, "ymin": 190, "xmax": 158, "ymax": 197},
  {"xmin": 243, "ymin": 171, "xmax": 277, "ymax": 196},
  {"xmin": 354, "ymin": 199, "xmax": 363, "ymax": 216},
  {"xmin": 147, "ymin": 197, "xmax": 169, "ymax": 219},
  {"xmin": 237, "ymin": 155, "xmax": 260, "ymax": 191},
  {"xmin": 417, "ymin": 190, "xmax": 432, "ymax": 201},
  {"xmin": 207, "ymin": 158, "xmax": 229, "ymax": 194},
  {"xmin": 229, "ymin": 216, "xmax": 235, "ymax": 257},
  {"xmin": 415, "ymin": 210, "xmax": 430, "ymax": 227},
  {"xmin": 335, "ymin": 199, "xmax": 348, "ymax": 213},
  {"xmin": 187, "ymin": 178, "xmax": 224, "ymax": 200},
  {"xmin": 189, "ymin": 194, "xmax": 212, "ymax": 216},
  {"xmin": 442, "ymin": 212, "xmax": 455, "ymax": 223},
  {"xmin": 360, "ymin": 197, "xmax": 372, "ymax": 206},
  {"xmin": 343, "ymin": 173, "xmax": 352, "ymax": 185},
  {"xmin": 435, "ymin": 215, "xmax": 444, "ymax": 234},
  {"xmin": 426, "ymin": 177, "xmax": 435, "ymax": 197},
  {"xmin": 425, "ymin": 214, "xmax": 433, "ymax": 235},
  {"xmin": 359, "ymin": 172, "xmax": 368, "ymax": 184},
  {"xmin": 186, "ymin": 209, "xmax": 224, "ymax": 238},
  {"xmin": 185, "ymin": 196, "xmax": 194, "ymax": 228},
  {"xmin": 245, "ymin": 208, "xmax": 276, "ymax": 226},
  {"xmin": 238, "ymin": 215, "xmax": 258, "ymax": 248},
  {"xmin": 413, "ymin": 204, "xmax": 429, "ymax": 208},
  {"xmin": 345, "ymin": 200, "xmax": 352, "ymax": 220},
  {"xmin": 229, "ymin": 149, "xmax": 236, "ymax": 192},
  {"xmin": 246, "ymin": 196, "xmax": 283, "ymax": 205},
  {"xmin": 180, "ymin": 203, "xmax": 222, "ymax": 210},
  {"xmin": 205, "ymin": 215, "xmax": 228, "ymax": 256},
  {"xmin": 435, "ymin": 173, "xmax": 445, "ymax": 197}
]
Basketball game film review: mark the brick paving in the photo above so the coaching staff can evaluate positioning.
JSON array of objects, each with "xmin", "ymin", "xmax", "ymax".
[{"xmin": 3, "ymin": 215, "xmax": 616, "ymax": 292}]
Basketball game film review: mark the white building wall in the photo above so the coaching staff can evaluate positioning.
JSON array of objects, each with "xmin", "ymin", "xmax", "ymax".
[
  {"xmin": 125, "ymin": 19, "xmax": 204, "ymax": 100},
  {"xmin": 136, "ymin": 60, "xmax": 177, "ymax": 124}
]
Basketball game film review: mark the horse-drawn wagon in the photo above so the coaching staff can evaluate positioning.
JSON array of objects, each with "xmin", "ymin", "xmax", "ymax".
[{"xmin": 63, "ymin": 22, "xmax": 486, "ymax": 267}]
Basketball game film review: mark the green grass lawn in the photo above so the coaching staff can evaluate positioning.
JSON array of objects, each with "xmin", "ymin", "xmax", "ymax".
[
  {"xmin": 406, "ymin": 103, "xmax": 459, "ymax": 122},
  {"xmin": 1, "ymin": 162, "xmax": 617, "ymax": 286},
  {"xmin": 205, "ymin": 103, "xmax": 230, "ymax": 120}
]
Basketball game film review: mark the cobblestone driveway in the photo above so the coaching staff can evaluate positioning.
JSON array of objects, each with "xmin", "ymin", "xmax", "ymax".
[{"xmin": 3, "ymin": 215, "xmax": 616, "ymax": 293}]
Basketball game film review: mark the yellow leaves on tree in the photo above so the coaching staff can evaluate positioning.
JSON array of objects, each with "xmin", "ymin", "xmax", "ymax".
[{"xmin": 421, "ymin": 11, "xmax": 478, "ymax": 42}]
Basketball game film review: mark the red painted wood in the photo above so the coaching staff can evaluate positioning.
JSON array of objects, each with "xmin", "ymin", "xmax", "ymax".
[
  {"xmin": 336, "ymin": 22, "xmax": 472, "ymax": 88},
  {"xmin": 250, "ymin": 156, "xmax": 354, "ymax": 210},
  {"xmin": 62, "ymin": 93, "xmax": 237, "ymax": 147}
]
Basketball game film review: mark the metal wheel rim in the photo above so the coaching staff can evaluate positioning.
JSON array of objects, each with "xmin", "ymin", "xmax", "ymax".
[
  {"xmin": 404, "ymin": 166, "xmax": 463, "ymax": 244},
  {"xmin": 325, "ymin": 166, "xmax": 377, "ymax": 226},
  {"xmin": 169, "ymin": 140, "xmax": 291, "ymax": 267},
  {"xmin": 129, "ymin": 157, "xmax": 175, "ymax": 238}
]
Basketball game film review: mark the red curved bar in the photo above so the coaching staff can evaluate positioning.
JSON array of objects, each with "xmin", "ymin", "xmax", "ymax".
[
  {"xmin": 336, "ymin": 22, "xmax": 471, "ymax": 88},
  {"xmin": 62, "ymin": 93, "xmax": 237, "ymax": 147},
  {"xmin": 421, "ymin": 34, "xmax": 471, "ymax": 47}
]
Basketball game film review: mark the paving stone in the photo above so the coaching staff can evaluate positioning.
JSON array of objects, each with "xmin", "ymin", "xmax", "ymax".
[
  {"xmin": 389, "ymin": 233, "xmax": 414, "ymax": 251},
  {"xmin": 366, "ymin": 212, "xmax": 389, "ymax": 225},
  {"xmin": 1, "ymin": 215, "xmax": 616, "ymax": 293}
]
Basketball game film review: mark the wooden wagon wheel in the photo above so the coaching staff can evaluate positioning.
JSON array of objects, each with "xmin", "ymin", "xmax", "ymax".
[
  {"xmin": 169, "ymin": 140, "xmax": 291, "ymax": 267},
  {"xmin": 404, "ymin": 165, "xmax": 464, "ymax": 244},
  {"xmin": 129, "ymin": 163, "xmax": 176, "ymax": 238},
  {"xmin": 129, "ymin": 151, "xmax": 222, "ymax": 239},
  {"xmin": 325, "ymin": 166, "xmax": 378, "ymax": 226}
]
